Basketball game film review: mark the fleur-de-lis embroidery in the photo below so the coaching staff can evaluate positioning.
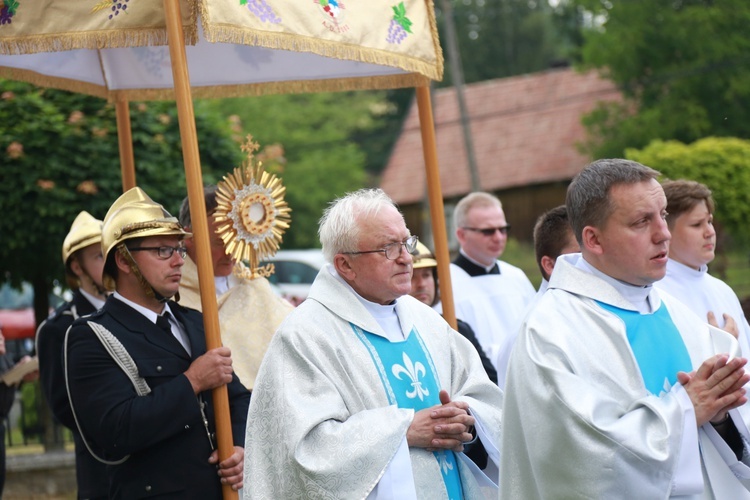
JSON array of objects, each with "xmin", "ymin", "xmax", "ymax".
[
  {"xmin": 392, "ymin": 352, "xmax": 428, "ymax": 400},
  {"xmin": 436, "ymin": 450, "xmax": 454, "ymax": 474}
]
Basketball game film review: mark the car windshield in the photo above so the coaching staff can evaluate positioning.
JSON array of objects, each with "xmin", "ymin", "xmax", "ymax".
[
  {"xmin": 0, "ymin": 282, "xmax": 34, "ymax": 310},
  {"xmin": 0, "ymin": 282, "xmax": 66, "ymax": 310},
  {"xmin": 266, "ymin": 261, "xmax": 320, "ymax": 286}
]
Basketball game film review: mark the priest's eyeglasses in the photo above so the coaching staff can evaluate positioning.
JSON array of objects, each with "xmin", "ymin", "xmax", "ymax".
[
  {"xmin": 343, "ymin": 235, "xmax": 419, "ymax": 260},
  {"xmin": 463, "ymin": 225, "xmax": 511, "ymax": 237},
  {"xmin": 129, "ymin": 245, "xmax": 187, "ymax": 260}
]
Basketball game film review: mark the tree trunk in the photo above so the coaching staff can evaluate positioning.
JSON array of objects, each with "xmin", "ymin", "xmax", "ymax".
[{"xmin": 31, "ymin": 277, "xmax": 63, "ymax": 451}]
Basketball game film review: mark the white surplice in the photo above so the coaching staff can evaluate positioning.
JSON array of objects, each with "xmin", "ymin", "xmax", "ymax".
[
  {"xmin": 243, "ymin": 266, "xmax": 503, "ymax": 499},
  {"xmin": 178, "ymin": 255, "xmax": 293, "ymax": 389},
  {"xmin": 656, "ymin": 258, "xmax": 750, "ymax": 363},
  {"xmin": 449, "ymin": 261, "xmax": 535, "ymax": 387},
  {"xmin": 501, "ymin": 253, "xmax": 750, "ymax": 499}
]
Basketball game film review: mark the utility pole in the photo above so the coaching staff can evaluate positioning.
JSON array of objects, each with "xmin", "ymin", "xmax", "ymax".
[{"xmin": 439, "ymin": 0, "xmax": 481, "ymax": 192}]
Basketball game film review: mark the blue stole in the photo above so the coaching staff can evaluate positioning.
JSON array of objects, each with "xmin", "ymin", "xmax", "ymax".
[
  {"xmin": 596, "ymin": 301, "xmax": 692, "ymax": 395},
  {"xmin": 352, "ymin": 324, "xmax": 464, "ymax": 500}
]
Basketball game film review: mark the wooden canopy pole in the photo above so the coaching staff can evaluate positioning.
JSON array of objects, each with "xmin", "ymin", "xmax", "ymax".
[
  {"xmin": 163, "ymin": 2, "xmax": 237, "ymax": 499},
  {"xmin": 416, "ymin": 85, "xmax": 456, "ymax": 330},
  {"xmin": 115, "ymin": 95, "xmax": 136, "ymax": 192}
]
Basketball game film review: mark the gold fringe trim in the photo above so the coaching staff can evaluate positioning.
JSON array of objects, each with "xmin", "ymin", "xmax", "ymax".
[
  {"xmin": 0, "ymin": 26, "xmax": 200, "ymax": 56},
  {"xmin": 0, "ymin": 66, "xmax": 111, "ymax": 99},
  {"xmin": 113, "ymin": 73, "xmax": 429, "ymax": 101},
  {"xmin": 0, "ymin": 64, "xmax": 428, "ymax": 100},
  {"xmin": 198, "ymin": 0, "xmax": 443, "ymax": 82},
  {"xmin": 184, "ymin": 74, "xmax": 431, "ymax": 99},
  {"xmin": 425, "ymin": 0, "xmax": 444, "ymax": 80}
]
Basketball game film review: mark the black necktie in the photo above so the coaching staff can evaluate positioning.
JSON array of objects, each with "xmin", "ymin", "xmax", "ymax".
[
  {"xmin": 156, "ymin": 313, "xmax": 172, "ymax": 335},
  {"xmin": 157, "ymin": 312, "xmax": 191, "ymax": 356}
]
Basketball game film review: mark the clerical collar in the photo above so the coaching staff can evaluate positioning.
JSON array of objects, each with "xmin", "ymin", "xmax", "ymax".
[
  {"xmin": 327, "ymin": 264, "xmax": 405, "ymax": 341},
  {"xmin": 668, "ymin": 258, "xmax": 708, "ymax": 277},
  {"xmin": 79, "ymin": 288, "xmax": 106, "ymax": 310},
  {"xmin": 454, "ymin": 250, "xmax": 500, "ymax": 276},
  {"xmin": 576, "ymin": 257, "xmax": 656, "ymax": 313}
]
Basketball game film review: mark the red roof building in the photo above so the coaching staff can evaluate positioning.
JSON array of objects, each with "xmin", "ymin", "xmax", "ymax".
[{"xmin": 380, "ymin": 67, "xmax": 622, "ymax": 242}]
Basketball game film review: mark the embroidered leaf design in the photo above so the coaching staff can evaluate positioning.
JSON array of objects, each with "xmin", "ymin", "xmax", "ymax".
[
  {"xmin": 5, "ymin": 0, "xmax": 19, "ymax": 14},
  {"xmin": 240, "ymin": 0, "xmax": 247, "ymax": 5},
  {"xmin": 91, "ymin": 0, "xmax": 114, "ymax": 13},
  {"xmin": 391, "ymin": 2, "xmax": 413, "ymax": 33}
]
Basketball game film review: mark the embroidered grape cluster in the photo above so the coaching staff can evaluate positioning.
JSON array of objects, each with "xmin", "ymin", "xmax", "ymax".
[
  {"xmin": 243, "ymin": 0, "xmax": 281, "ymax": 24},
  {"xmin": 386, "ymin": 19, "xmax": 408, "ymax": 44},
  {"xmin": 386, "ymin": 2, "xmax": 412, "ymax": 45},
  {"xmin": 0, "ymin": 0, "xmax": 19, "ymax": 26},
  {"xmin": 0, "ymin": 8, "xmax": 13, "ymax": 25},
  {"xmin": 109, "ymin": 0, "xmax": 130, "ymax": 20},
  {"xmin": 137, "ymin": 47, "xmax": 169, "ymax": 77}
]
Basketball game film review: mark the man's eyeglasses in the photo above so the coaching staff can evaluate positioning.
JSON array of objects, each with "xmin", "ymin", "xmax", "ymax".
[
  {"xmin": 343, "ymin": 235, "xmax": 419, "ymax": 260},
  {"xmin": 129, "ymin": 245, "xmax": 187, "ymax": 260},
  {"xmin": 462, "ymin": 225, "xmax": 511, "ymax": 237}
]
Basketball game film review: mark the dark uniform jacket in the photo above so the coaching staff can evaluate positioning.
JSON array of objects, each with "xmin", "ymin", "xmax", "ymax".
[
  {"xmin": 65, "ymin": 296, "xmax": 251, "ymax": 499},
  {"xmin": 36, "ymin": 290, "xmax": 109, "ymax": 499},
  {"xmin": 455, "ymin": 318, "xmax": 498, "ymax": 385}
]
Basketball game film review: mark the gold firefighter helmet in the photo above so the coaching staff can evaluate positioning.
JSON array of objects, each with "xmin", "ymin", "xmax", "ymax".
[
  {"xmin": 62, "ymin": 211, "xmax": 103, "ymax": 265},
  {"xmin": 412, "ymin": 241, "xmax": 438, "ymax": 269},
  {"xmin": 101, "ymin": 187, "xmax": 191, "ymax": 290}
]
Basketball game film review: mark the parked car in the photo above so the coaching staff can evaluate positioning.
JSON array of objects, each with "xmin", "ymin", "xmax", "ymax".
[
  {"xmin": 0, "ymin": 282, "xmax": 64, "ymax": 357},
  {"xmin": 261, "ymin": 249, "xmax": 326, "ymax": 305}
]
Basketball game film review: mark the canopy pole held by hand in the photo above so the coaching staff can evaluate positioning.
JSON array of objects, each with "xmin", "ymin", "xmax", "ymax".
[{"xmin": 163, "ymin": 1, "xmax": 237, "ymax": 499}]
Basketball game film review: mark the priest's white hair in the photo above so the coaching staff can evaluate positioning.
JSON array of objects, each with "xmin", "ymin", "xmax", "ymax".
[{"xmin": 318, "ymin": 188, "xmax": 400, "ymax": 263}]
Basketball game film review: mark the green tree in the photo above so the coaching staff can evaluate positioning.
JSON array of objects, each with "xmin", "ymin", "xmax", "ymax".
[
  {"xmin": 439, "ymin": 0, "xmax": 567, "ymax": 86},
  {"xmin": 568, "ymin": 0, "xmax": 750, "ymax": 158},
  {"xmin": 626, "ymin": 137, "xmax": 750, "ymax": 246},
  {"xmin": 0, "ymin": 81, "xmax": 242, "ymax": 328},
  {"xmin": 1, "ymin": 81, "xmax": 242, "ymax": 452},
  {"xmin": 209, "ymin": 91, "xmax": 398, "ymax": 248}
]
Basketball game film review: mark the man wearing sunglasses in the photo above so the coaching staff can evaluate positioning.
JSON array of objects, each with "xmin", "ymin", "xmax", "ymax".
[
  {"xmin": 244, "ymin": 188, "xmax": 503, "ymax": 499},
  {"xmin": 450, "ymin": 192, "xmax": 535, "ymax": 388},
  {"xmin": 64, "ymin": 187, "xmax": 250, "ymax": 499}
]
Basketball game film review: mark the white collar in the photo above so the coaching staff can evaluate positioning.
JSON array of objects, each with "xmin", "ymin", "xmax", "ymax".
[
  {"xmin": 327, "ymin": 264, "xmax": 404, "ymax": 340},
  {"xmin": 577, "ymin": 257, "xmax": 655, "ymax": 313},
  {"xmin": 113, "ymin": 291, "xmax": 172, "ymax": 323},
  {"xmin": 667, "ymin": 258, "xmax": 708, "ymax": 278},
  {"xmin": 79, "ymin": 288, "xmax": 106, "ymax": 309}
]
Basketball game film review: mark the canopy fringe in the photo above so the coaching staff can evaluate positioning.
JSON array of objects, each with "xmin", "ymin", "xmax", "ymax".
[
  {"xmin": 0, "ymin": 65, "xmax": 427, "ymax": 101},
  {"xmin": 205, "ymin": 24, "xmax": 441, "ymax": 81},
  {"xmin": 0, "ymin": 26, "xmax": 199, "ymax": 56}
]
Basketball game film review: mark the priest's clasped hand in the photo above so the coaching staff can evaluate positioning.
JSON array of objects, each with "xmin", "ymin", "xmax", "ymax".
[
  {"xmin": 406, "ymin": 389, "xmax": 475, "ymax": 453},
  {"xmin": 677, "ymin": 353, "xmax": 749, "ymax": 427}
]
